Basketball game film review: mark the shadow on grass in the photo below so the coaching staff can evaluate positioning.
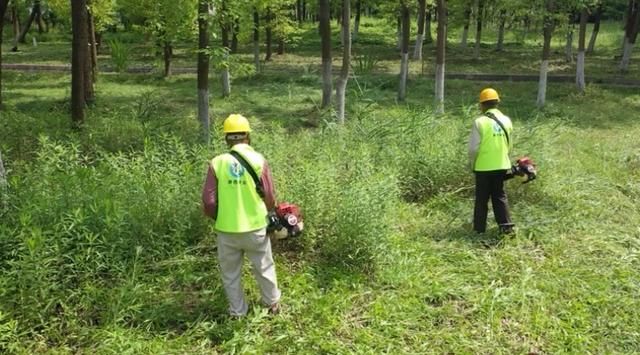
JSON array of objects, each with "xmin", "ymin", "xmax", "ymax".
[{"xmin": 430, "ymin": 225, "xmax": 506, "ymax": 249}]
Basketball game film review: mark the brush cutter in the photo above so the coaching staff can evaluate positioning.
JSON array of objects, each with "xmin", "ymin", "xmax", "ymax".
[
  {"xmin": 505, "ymin": 157, "xmax": 537, "ymax": 184},
  {"xmin": 267, "ymin": 202, "xmax": 304, "ymax": 239}
]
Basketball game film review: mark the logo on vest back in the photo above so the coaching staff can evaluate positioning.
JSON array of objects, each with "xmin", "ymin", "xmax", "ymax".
[
  {"xmin": 229, "ymin": 161, "xmax": 245, "ymax": 179},
  {"xmin": 492, "ymin": 122, "xmax": 503, "ymax": 134}
]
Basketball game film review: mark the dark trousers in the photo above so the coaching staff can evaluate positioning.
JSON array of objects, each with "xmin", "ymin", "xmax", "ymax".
[{"xmin": 473, "ymin": 170, "xmax": 512, "ymax": 233}]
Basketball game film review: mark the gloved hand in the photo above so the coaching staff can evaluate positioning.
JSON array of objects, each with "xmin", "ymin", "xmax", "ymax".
[{"xmin": 267, "ymin": 212, "xmax": 281, "ymax": 233}]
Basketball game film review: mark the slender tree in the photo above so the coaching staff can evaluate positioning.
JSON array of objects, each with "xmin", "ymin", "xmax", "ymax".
[
  {"xmin": 425, "ymin": 4, "xmax": 433, "ymax": 44},
  {"xmin": 11, "ymin": 3, "xmax": 19, "ymax": 51},
  {"xmin": 336, "ymin": 0, "xmax": 351, "ymax": 123},
  {"xmin": 0, "ymin": 149, "xmax": 6, "ymax": 188},
  {"xmin": 253, "ymin": 8, "xmax": 260, "ymax": 72},
  {"xmin": 474, "ymin": 0, "xmax": 484, "ymax": 59},
  {"xmin": 620, "ymin": 0, "xmax": 640, "ymax": 72},
  {"xmin": 537, "ymin": 0, "xmax": 556, "ymax": 108},
  {"xmin": 84, "ymin": 4, "xmax": 95, "ymax": 103},
  {"xmin": 319, "ymin": 0, "xmax": 332, "ymax": 109},
  {"xmin": 198, "ymin": 0, "xmax": 210, "ymax": 143},
  {"xmin": 15, "ymin": 0, "xmax": 42, "ymax": 47},
  {"xmin": 87, "ymin": 1, "xmax": 99, "ymax": 84},
  {"xmin": 0, "ymin": 0, "xmax": 9, "ymax": 108},
  {"xmin": 435, "ymin": 0, "xmax": 446, "ymax": 114},
  {"xmin": 231, "ymin": 18, "xmax": 239, "ymax": 53},
  {"xmin": 71, "ymin": 0, "xmax": 89, "ymax": 125},
  {"xmin": 265, "ymin": 7, "xmax": 273, "ymax": 61},
  {"xmin": 576, "ymin": 6, "xmax": 588, "ymax": 93},
  {"xmin": 565, "ymin": 22, "xmax": 574, "ymax": 62},
  {"xmin": 297, "ymin": 0, "xmax": 303, "ymax": 23},
  {"xmin": 460, "ymin": 3, "xmax": 471, "ymax": 48},
  {"xmin": 220, "ymin": 0, "xmax": 231, "ymax": 96},
  {"xmin": 496, "ymin": 9, "xmax": 506, "ymax": 51},
  {"xmin": 586, "ymin": 2, "xmax": 602, "ymax": 54},
  {"xmin": 413, "ymin": 0, "xmax": 426, "ymax": 60},
  {"xmin": 399, "ymin": 1, "xmax": 410, "ymax": 101},
  {"xmin": 353, "ymin": 0, "xmax": 361, "ymax": 41},
  {"xmin": 35, "ymin": 1, "xmax": 44, "ymax": 33},
  {"xmin": 396, "ymin": 15, "xmax": 401, "ymax": 49}
]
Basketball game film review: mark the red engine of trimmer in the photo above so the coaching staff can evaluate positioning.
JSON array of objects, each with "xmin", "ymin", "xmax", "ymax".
[
  {"xmin": 268, "ymin": 202, "xmax": 304, "ymax": 239},
  {"xmin": 511, "ymin": 157, "xmax": 537, "ymax": 183}
]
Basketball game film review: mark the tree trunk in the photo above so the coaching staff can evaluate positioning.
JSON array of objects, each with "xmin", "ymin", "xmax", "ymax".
[
  {"xmin": 0, "ymin": 0, "xmax": 9, "ymax": 108},
  {"xmin": 496, "ymin": 9, "xmax": 506, "ymax": 51},
  {"xmin": 353, "ymin": 0, "xmax": 361, "ymax": 41},
  {"xmin": 620, "ymin": 0, "xmax": 639, "ymax": 72},
  {"xmin": 17, "ymin": 0, "xmax": 40, "ymax": 45},
  {"xmin": 96, "ymin": 33, "xmax": 103, "ymax": 54},
  {"xmin": 413, "ymin": 0, "xmax": 426, "ymax": 60},
  {"xmin": 461, "ymin": 6, "xmax": 471, "ymax": 48},
  {"xmin": 474, "ymin": 0, "xmax": 484, "ymax": 59},
  {"xmin": 576, "ymin": 7, "xmax": 587, "ymax": 93},
  {"xmin": 11, "ymin": 4, "xmax": 19, "ymax": 50},
  {"xmin": 71, "ymin": 0, "xmax": 88, "ymax": 125},
  {"xmin": 221, "ymin": 17, "xmax": 231, "ymax": 97},
  {"xmin": 425, "ymin": 5, "xmax": 433, "ymax": 44},
  {"xmin": 35, "ymin": 4, "xmax": 44, "ymax": 33},
  {"xmin": 163, "ymin": 42, "xmax": 172, "ymax": 77},
  {"xmin": 253, "ymin": 9, "xmax": 260, "ymax": 72},
  {"xmin": 228, "ymin": 19, "xmax": 238, "ymax": 53},
  {"xmin": 198, "ymin": 0, "xmax": 210, "ymax": 143},
  {"xmin": 83, "ymin": 4, "xmax": 95, "ymax": 103},
  {"xmin": 586, "ymin": 4, "xmax": 602, "ymax": 54},
  {"xmin": 302, "ymin": 0, "xmax": 307, "ymax": 22},
  {"xmin": 277, "ymin": 37, "xmax": 285, "ymax": 55},
  {"xmin": 399, "ymin": 2, "xmax": 410, "ymax": 101},
  {"xmin": 537, "ymin": 0, "xmax": 555, "ymax": 108},
  {"xmin": 88, "ymin": 6, "xmax": 98, "ymax": 84},
  {"xmin": 435, "ymin": 0, "xmax": 446, "ymax": 115},
  {"xmin": 336, "ymin": 0, "xmax": 351, "ymax": 123},
  {"xmin": 84, "ymin": 25, "xmax": 94, "ymax": 104},
  {"xmin": 396, "ymin": 16, "xmax": 402, "ymax": 50},
  {"xmin": 0, "ymin": 149, "xmax": 6, "ymax": 188},
  {"xmin": 297, "ymin": 0, "xmax": 303, "ymax": 23},
  {"xmin": 521, "ymin": 16, "xmax": 530, "ymax": 44},
  {"xmin": 319, "ymin": 0, "xmax": 332, "ymax": 109},
  {"xmin": 265, "ymin": 9, "xmax": 273, "ymax": 61},
  {"xmin": 565, "ymin": 24, "xmax": 574, "ymax": 63}
]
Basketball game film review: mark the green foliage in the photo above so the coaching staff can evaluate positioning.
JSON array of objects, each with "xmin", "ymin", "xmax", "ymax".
[
  {"xmin": 0, "ymin": 311, "xmax": 20, "ymax": 353},
  {"xmin": 353, "ymin": 53, "xmax": 380, "ymax": 75},
  {"xmin": 108, "ymin": 39, "xmax": 130, "ymax": 72}
]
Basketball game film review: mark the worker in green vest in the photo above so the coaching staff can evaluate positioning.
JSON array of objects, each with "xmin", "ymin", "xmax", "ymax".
[
  {"xmin": 468, "ymin": 88, "xmax": 515, "ymax": 234},
  {"xmin": 202, "ymin": 114, "xmax": 281, "ymax": 316}
]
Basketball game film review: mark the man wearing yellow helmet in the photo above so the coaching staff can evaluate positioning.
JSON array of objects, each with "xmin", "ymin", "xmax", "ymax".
[
  {"xmin": 202, "ymin": 114, "xmax": 281, "ymax": 316},
  {"xmin": 468, "ymin": 88, "xmax": 514, "ymax": 234}
]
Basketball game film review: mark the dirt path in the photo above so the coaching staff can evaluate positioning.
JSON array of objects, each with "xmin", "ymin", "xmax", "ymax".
[{"xmin": 3, "ymin": 63, "xmax": 640, "ymax": 87}]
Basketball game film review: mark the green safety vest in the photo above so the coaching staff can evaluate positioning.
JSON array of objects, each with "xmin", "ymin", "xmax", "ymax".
[
  {"xmin": 211, "ymin": 144, "xmax": 268, "ymax": 233},
  {"xmin": 474, "ymin": 108, "xmax": 513, "ymax": 171}
]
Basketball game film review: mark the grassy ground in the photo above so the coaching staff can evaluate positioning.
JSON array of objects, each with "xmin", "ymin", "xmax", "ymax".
[{"xmin": 1, "ymin": 17, "xmax": 640, "ymax": 355}]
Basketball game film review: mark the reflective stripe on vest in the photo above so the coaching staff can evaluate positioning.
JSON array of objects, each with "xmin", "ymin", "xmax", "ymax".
[
  {"xmin": 474, "ymin": 109, "xmax": 512, "ymax": 171},
  {"xmin": 212, "ymin": 144, "xmax": 268, "ymax": 233}
]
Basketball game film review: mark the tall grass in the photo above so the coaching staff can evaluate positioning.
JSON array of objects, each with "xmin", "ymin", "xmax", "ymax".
[{"xmin": 1, "ymin": 68, "xmax": 639, "ymax": 352}]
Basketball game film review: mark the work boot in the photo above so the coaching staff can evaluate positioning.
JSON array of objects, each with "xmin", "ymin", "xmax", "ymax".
[
  {"xmin": 499, "ymin": 223, "xmax": 515, "ymax": 235},
  {"xmin": 267, "ymin": 302, "xmax": 280, "ymax": 315}
]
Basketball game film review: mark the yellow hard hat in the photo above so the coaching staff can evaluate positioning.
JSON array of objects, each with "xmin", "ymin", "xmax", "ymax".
[
  {"xmin": 479, "ymin": 88, "xmax": 500, "ymax": 103},
  {"xmin": 223, "ymin": 114, "xmax": 252, "ymax": 133}
]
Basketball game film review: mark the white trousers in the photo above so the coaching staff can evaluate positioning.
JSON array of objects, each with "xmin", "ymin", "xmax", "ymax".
[{"xmin": 216, "ymin": 228, "xmax": 281, "ymax": 316}]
